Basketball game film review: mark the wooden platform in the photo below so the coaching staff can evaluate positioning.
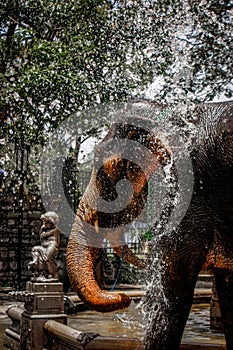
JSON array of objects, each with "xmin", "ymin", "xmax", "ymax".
[{"xmin": 180, "ymin": 343, "xmax": 225, "ymax": 350}]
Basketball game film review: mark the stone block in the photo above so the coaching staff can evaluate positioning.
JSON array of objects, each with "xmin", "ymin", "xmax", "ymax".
[{"xmin": 8, "ymin": 220, "xmax": 15, "ymax": 226}]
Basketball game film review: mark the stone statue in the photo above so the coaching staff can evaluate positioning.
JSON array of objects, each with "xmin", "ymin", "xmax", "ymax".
[{"xmin": 29, "ymin": 211, "xmax": 60, "ymax": 280}]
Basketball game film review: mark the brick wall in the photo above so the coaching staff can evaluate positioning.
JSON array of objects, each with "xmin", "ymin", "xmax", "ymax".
[{"xmin": 0, "ymin": 193, "xmax": 44, "ymax": 290}]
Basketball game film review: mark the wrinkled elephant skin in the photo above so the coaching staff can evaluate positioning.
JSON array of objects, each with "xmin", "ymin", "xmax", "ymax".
[{"xmin": 67, "ymin": 102, "xmax": 233, "ymax": 349}]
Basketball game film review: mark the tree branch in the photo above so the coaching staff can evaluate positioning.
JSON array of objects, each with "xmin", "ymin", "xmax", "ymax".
[{"xmin": 6, "ymin": 20, "xmax": 17, "ymax": 56}]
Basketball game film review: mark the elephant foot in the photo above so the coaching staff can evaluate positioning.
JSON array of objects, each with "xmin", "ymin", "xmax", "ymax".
[{"xmin": 213, "ymin": 270, "xmax": 233, "ymax": 349}]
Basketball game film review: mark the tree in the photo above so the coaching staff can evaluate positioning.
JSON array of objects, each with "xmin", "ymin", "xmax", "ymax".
[
  {"xmin": 0, "ymin": 0, "xmax": 151, "ymax": 147},
  {"xmin": 129, "ymin": 0, "xmax": 232, "ymax": 103},
  {"xmin": 0, "ymin": 0, "xmax": 232, "ymax": 160}
]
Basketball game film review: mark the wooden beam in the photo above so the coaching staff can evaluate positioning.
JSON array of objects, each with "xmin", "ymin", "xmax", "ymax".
[{"xmin": 44, "ymin": 320, "xmax": 225, "ymax": 350}]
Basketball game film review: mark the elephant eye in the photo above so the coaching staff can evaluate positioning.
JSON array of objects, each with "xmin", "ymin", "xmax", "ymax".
[{"xmin": 223, "ymin": 131, "xmax": 233, "ymax": 142}]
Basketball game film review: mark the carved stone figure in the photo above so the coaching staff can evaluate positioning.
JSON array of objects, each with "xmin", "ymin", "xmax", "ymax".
[{"xmin": 29, "ymin": 211, "xmax": 60, "ymax": 280}]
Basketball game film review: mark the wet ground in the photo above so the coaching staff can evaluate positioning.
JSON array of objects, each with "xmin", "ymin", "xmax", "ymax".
[
  {"xmin": 68, "ymin": 302, "xmax": 225, "ymax": 346},
  {"xmin": 0, "ymin": 298, "xmax": 225, "ymax": 348},
  {"xmin": 184, "ymin": 304, "xmax": 225, "ymax": 345}
]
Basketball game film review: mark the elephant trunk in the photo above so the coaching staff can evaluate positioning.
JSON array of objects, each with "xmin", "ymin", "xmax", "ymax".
[{"xmin": 66, "ymin": 217, "xmax": 131, "ymax": 312}]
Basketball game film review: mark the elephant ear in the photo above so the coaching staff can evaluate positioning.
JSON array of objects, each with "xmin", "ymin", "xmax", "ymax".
[{"xmin": 66, "ymin": 120, "xmax": 171, "ymax": 312}]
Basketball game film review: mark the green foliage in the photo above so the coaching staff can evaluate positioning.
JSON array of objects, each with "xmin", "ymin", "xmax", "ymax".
[
  {"xmin": 0, "ymin": 0, "xmax": 232, "ymax": 150},
  {"xmin": 0, "ymin": 0, "xmax": 152, "ymax": 147}
]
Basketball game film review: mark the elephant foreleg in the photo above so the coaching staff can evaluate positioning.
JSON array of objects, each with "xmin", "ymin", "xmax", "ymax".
[
  {"xmin": 213, "ymin": 269, "xmax": 233, "ymax": 349},
  {"xmin": 144, "ymin": 221, "xmax": 212, "ymax": 350}
]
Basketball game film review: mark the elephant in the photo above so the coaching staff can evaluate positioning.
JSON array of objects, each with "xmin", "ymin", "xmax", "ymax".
[{"xmin": 66, "ymin": 100, "xmax": 233, "ymax": 350}]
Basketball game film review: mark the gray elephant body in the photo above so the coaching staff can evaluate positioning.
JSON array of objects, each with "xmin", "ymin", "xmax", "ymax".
[
  {"xmin": 145, "ymin": 102, "xmax": 233, "ymax": 349},
  {"xmin": 67, "ymin": 101, "xmax": 233, "ymax": 349}
]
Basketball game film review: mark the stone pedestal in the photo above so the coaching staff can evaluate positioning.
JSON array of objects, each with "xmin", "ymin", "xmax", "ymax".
[{"xmin": 5, "ymin": 279, "xmax": 67, "ymax": 350}]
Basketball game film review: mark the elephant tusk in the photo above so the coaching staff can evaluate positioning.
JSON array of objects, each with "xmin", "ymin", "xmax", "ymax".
[{"xmin": 94, "ymin": 219, "xmax": 99, "ymax": 234}]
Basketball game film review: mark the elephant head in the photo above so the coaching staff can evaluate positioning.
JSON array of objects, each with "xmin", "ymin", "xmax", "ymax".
[{"xmin": 66, "ymin": 117, "xmax": 171, "ymax": 312}]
